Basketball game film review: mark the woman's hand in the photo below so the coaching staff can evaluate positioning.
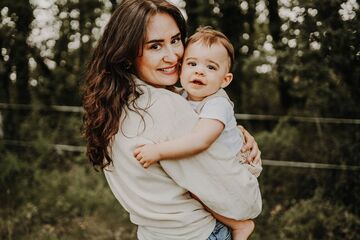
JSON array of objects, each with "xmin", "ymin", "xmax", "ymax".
[{"xmin": 238, "ymin": 125, "xmax": 261, "ymax": 165}]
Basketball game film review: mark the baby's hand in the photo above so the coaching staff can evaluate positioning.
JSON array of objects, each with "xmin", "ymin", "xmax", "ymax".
[{"xmin": 133, "ymin": 144, "xmax": 161, "ymax": 168}]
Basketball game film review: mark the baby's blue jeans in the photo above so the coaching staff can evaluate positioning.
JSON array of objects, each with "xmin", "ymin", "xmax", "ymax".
[{"xmin": 207, "ymin": 220, "xmax": 231, "ymax": 240}]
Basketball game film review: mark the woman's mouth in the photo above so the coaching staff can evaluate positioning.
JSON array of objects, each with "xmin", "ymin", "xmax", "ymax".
[{"xmin": 158, "ymin": 65, "xmax": 178, "ymax": 74}]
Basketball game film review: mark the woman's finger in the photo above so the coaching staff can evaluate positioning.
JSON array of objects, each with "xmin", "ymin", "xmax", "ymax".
[
  {"xmin": 242, "ymin": 134, "xmax": 255, "ymax": 153},
  {"xmin": 247, "ymin": 141, "xmax": 258, "ymax": 162},
  {"xmin": 237, "ymin": 125, "xmax": 245, "ymax": 134},
  {"xmin": 253, "ymin": 150, "xmax": 261, "ymax": 165}
]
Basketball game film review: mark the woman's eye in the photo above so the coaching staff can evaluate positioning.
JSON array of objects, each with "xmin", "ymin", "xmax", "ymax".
[
  {"xmin": 150, "ymin": 44, "xmax": 161, "ymax": 50},
  {"xmin": 171, "ymin": 37, "xmax": 181, "ymax": 44}
]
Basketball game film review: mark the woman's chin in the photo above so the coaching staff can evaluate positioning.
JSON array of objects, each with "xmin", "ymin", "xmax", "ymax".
[{"xmin": 159, "ymin": 75, "xmax": 179, "ymax": 86}]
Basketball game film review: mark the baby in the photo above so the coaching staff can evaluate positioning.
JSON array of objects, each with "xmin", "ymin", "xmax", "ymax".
[{"xmin": 134, "ymin": 26, "xmax": 262, "ymax": 240}]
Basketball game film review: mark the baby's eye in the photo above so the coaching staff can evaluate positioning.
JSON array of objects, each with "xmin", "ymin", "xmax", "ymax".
[
  {"xmin": 207, "ymin": 65, "xmax": 217, "ymax": 70},
  {"xmin": 187, "ymin": 61, "xmax": 197, "ymax": 66}
]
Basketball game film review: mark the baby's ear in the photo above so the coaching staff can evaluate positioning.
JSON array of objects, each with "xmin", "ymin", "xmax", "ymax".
[{"xmin": 221, "ymin": 73, "xmax": 233, "ymax": 88}]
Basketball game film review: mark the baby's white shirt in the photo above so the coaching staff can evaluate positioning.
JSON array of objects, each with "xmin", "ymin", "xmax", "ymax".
[{"xmin": 188, "ymin": 97, "xmax": 243, "ymax": 157}]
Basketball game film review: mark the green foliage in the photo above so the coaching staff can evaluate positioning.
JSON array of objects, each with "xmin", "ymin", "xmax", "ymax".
[
  {"xmin": 0, "ymin": 144, "xmax": 136, "ymax": 240},
  {"xmin": 0, "ymin": 0, "xmax": 359, "ymax": 239},
  {"xmin": 0, "ymin": 109, "xmax": 136, "ymax": 239},
  {"xmin": 278, "ymin": 191, "xmax": 360, "ymax": 240}
]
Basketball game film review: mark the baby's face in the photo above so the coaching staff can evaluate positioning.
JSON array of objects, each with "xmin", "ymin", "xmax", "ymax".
[{"xmin": 180, "ymin": 41, "xmax": 233, "ymax": 101}]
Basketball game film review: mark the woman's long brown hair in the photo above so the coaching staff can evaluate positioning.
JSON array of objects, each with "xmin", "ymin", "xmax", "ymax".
[{"xmin": 82, "ymin": 0, "xmax": 186, "ymax": 170}]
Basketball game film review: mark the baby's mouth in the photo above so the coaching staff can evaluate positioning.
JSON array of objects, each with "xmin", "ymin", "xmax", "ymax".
[{"xmin": 191, "ymin": 79, "xmax": 205, "ymax": 85}]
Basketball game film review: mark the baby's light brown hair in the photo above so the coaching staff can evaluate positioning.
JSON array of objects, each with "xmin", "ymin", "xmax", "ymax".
[{"xmin": 186, "ymin": 26, "xmax": 235, "ymax": 71}]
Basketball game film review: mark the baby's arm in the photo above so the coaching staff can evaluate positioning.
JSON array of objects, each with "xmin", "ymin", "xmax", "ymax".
[{"xmin": 133, "ymin": 118, "xmax": 224, "ymax": 168}]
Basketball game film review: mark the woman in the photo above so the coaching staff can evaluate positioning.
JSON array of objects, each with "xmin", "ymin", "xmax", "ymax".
[{"xmin": 83, "ymin": 0, "xmax": 262, "ymax": 239}]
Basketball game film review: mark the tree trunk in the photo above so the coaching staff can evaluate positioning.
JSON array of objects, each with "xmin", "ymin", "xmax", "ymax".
[
  {"xmin": 12, "ymin": 1, "xmax": 33, "ymax": 104},
  {"xmin": 266, "ymin": 0, "xmax": 281, "ymax": 43}
]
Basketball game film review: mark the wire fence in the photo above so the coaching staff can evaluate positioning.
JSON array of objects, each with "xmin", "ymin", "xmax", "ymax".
[
  {"xmin": 1, "ymin": 103, "xmax": 359, "ymax": 171},
  {"xmin": 234, "ymin": 113, "xmax": 360, "ymax": 125},
  {"xmin": 1, "ymin": 102, "xmax": 360, "ymax": 124},
  {"xmin": 2, "ymin": 139, "xmax": 360, "ymax": 171},
  {"xmin": 0, "ymin": 103, "xmax": 84, "ymax": 113}
]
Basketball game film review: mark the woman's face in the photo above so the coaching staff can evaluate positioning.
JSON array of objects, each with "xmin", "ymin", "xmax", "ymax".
[{"xmin": 135, "ymin": 13, "xmax": 184, "ymax": 88}]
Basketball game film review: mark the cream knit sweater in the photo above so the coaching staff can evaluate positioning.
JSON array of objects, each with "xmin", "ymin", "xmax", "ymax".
[{"xmin": 104, "ymin": 76, "xmax": 262, "ymax": 240}]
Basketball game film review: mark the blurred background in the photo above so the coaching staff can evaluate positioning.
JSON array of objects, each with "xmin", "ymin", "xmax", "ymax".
[{"xmin": 0, "ymin": 0, "xmax": 359, "ymax": 239}]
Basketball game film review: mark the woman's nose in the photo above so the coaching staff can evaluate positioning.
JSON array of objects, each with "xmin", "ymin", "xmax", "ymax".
[{"xmin": 163, "ymin": 46, "xmax": 178, "ymax": 63}]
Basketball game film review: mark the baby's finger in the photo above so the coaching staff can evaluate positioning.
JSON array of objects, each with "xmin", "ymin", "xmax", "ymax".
[
  {"xmin": 133, "ymin": 144, "xmax": 145, "ymax": 156},
  {"xmin": 135, "ymin": 153, "xmax": 143, "ymax": 161},
  {"xmin": 133, "ymin": 148, "xmax": 141, "ymax": 157}
]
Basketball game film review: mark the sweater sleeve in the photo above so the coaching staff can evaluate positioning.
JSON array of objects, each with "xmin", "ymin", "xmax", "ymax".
[{"xmin": 154, "ymin": 91, "xmax": 262, "ymax": 220}]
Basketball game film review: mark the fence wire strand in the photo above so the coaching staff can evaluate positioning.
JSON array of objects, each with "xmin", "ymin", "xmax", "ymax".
[
  {"xmin": 1, "ymin": 103, "xmax": 359, "ymax": 171},
  {"xmin": 2, "ymin": 140, "xmax": 359, "ymax": 171},
  {"xmin": 1, "ymin": 103, "xmax": 360, "ymax": 124}
]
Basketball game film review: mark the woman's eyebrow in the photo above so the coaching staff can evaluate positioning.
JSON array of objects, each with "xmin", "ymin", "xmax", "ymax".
[
  {"xmin": 145, "ymin": 32, "xmax": 181, "ymax": 44},
  {"xmin": 145, "ymin": 39, "xmax": 163, "ymax": 44},
  {"xmin": 171, "ymin": 33, "xmax": 181, "ymax": 39}
]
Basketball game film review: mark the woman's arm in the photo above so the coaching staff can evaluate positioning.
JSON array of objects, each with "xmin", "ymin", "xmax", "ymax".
[{"xmin": 134, "ymin": 118, "xmax": 224, "ymax": 168}]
